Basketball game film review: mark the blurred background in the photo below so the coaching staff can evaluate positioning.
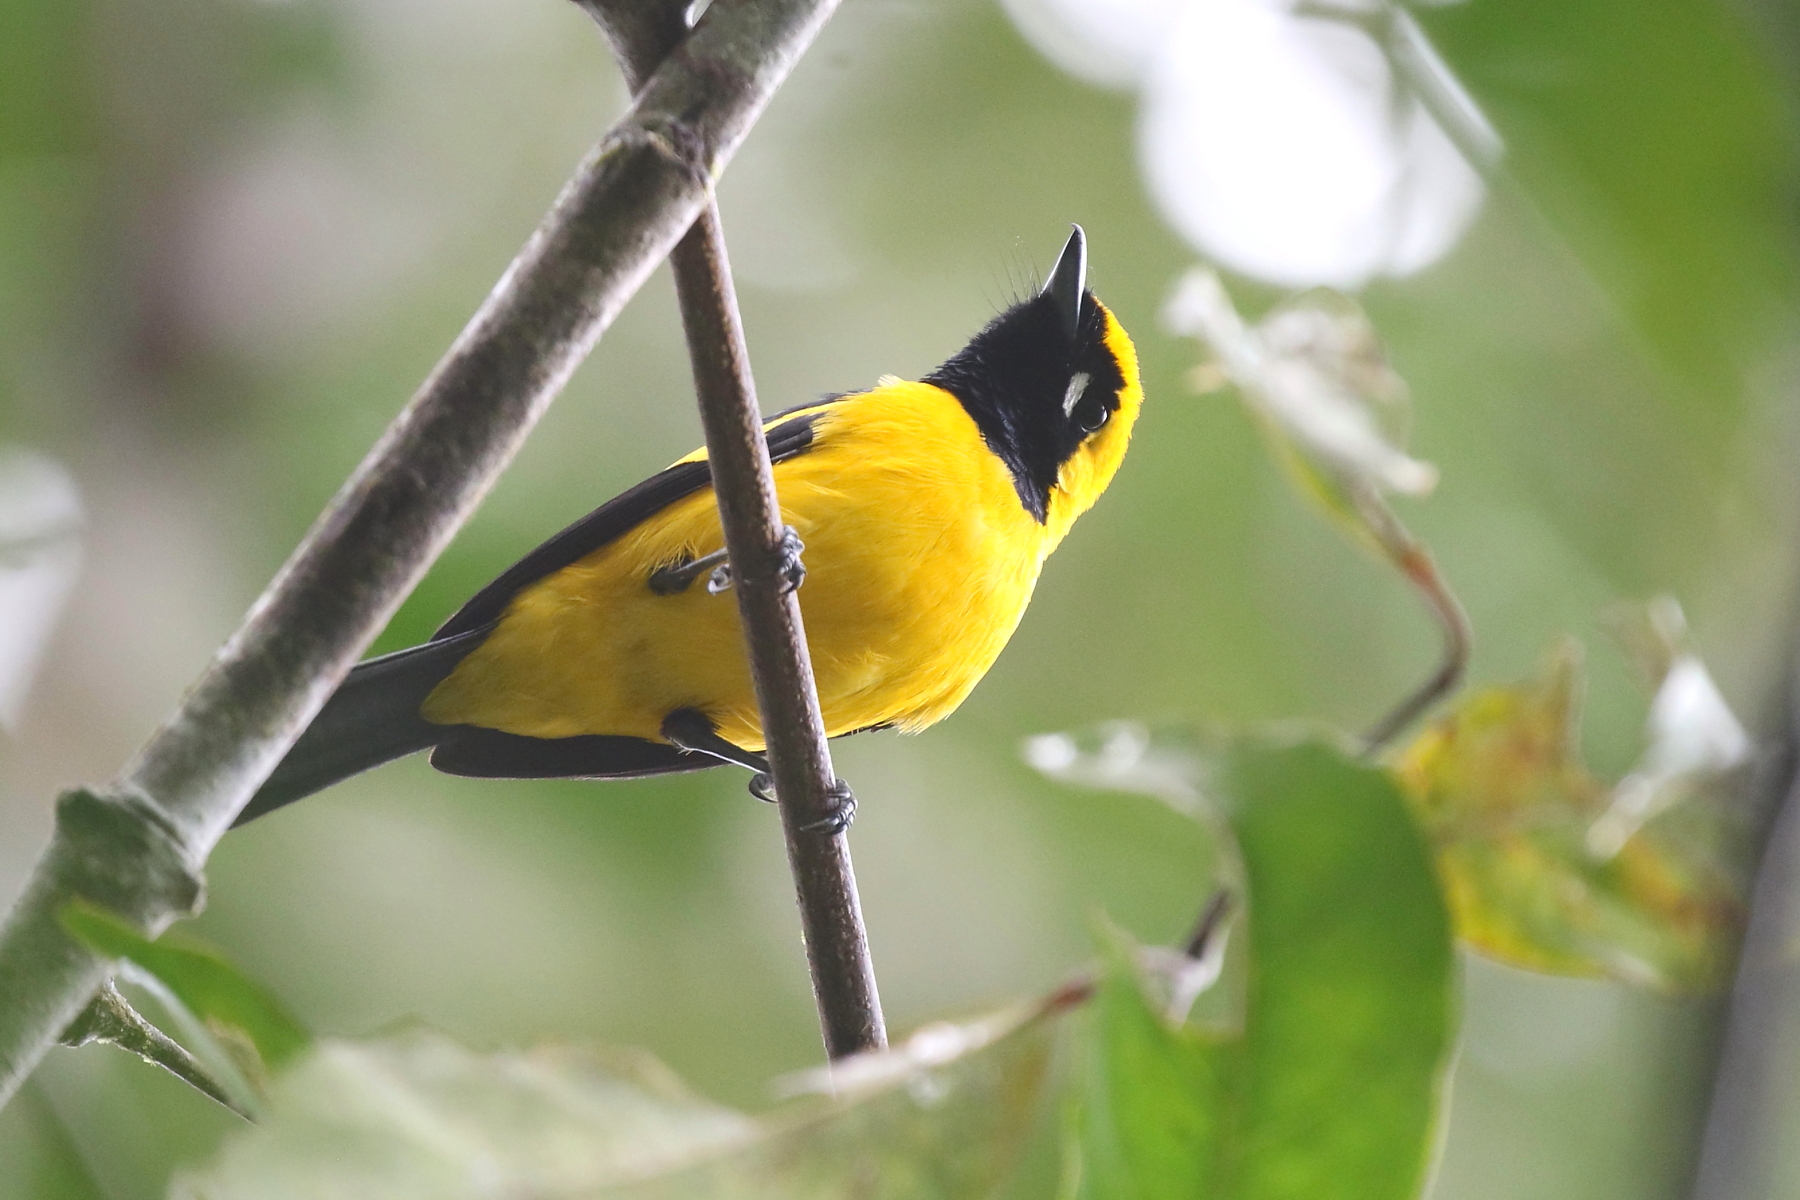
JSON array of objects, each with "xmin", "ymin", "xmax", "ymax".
[{"xmin": 1, "ymin": 0, "xmax": 1797, "ymax": 1194}]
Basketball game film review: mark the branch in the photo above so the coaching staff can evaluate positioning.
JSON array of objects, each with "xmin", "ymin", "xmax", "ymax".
[
  {"xmin": 577, "ymin": 0, "xmax": 886, "ymax": 1059},
  {"xmin": 1688, "ymin": 655, "xmax": 1800, "ymax": 1198},
  {"xmin": 1293, "ymin": 0, "xmax": 1503, "ymax": 178},
  {"xmin": 0, "ymin": 0, "xmax": 841, "ymax": 1110},
  {"xmin": 60, "ymin": 983, "xmax": 249, "ymax": 1119}
]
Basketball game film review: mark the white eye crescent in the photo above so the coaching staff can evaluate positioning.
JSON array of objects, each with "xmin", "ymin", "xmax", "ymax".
[{"xmin": 1062, "ymin": 371, "xmax": 1092, "ymax": 417}]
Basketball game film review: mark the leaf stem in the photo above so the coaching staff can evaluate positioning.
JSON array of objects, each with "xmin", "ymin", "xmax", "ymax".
[{"xmin": 1357, "ymin": 491, "xmax": 1472, "ymax": 754}]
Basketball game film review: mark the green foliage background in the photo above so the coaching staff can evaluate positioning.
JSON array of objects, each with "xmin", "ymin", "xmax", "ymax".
[{"xmin": 0, "ymin": 0, "xmax": 1796, "ymax": 1195}]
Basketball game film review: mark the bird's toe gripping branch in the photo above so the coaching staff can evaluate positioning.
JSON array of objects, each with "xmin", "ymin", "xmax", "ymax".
[
  {"xmin": 661, "ymin": 709, "xmax": 854, "ymax": 832},
  {"xmin": 800, "ymin": 778, "xmax": 857, "ymax": 834},
  {"xmin": 769, "ymin": 525, "xmax": 807, "ymax": 594},
  {"xmin": 757, "ymin": 772, "xmax": 858, "ymax": 832},
  {"xmin": 647, "ymin": 526, "xmax": 807, "ymax": 597}
]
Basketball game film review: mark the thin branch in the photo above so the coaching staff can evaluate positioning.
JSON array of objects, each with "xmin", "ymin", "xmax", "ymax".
[
  {"xmin": 674, "ymin": 216, "xmax": 888, "ymax": 1058},
  {"xmin": 578, "ymin": 0, "xmax": 886, "ymax": 1060},
  {"xmin": 1688, "ymin": 645, "xmax": 1800, "ymax": 1199},
  {"xmin": 1293, "ymin": 0, "xmax": 1503, "ymax": 181},
  {"xmin": 574, "ymin": 0, "xmax": 689, "ymax": 94},
  {"xmin": 0, "ymin": 0, "xmax": 841, "ymax": 1111},
  {"xmin": 59, "ymin": 983, "xmax": 249, "ymax": 1120}
]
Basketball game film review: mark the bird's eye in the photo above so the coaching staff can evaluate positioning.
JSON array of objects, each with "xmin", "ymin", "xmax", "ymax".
[{"xmin": 1075, "ymin": 397, "xmax": 1111, "ymax": 433}]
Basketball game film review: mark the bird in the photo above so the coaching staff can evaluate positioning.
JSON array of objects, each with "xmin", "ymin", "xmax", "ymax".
[{"xmin": 234, "ymin": 226, "xmax": 1143, "ymax": 830}]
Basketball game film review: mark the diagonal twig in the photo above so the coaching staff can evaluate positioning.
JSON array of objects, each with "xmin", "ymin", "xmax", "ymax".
[
  {"xmin": 0, "ymin": 0, "xmax": 841, "ymax": 1111},
  {"xmin": 577, "ymin": 0, "xmax": 885, "ymax": 1060},
  {"xmin": 59, "ymin": 983, "xmax": 249, "ymax": 1120},
  {"xmin": 1688, "ymin": 648, "xmax": 1800, "ymax": 1198}
]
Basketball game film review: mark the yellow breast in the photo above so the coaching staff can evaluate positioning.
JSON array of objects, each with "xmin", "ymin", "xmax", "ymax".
[{"xmin": 420, "ymin": 381, "xmax": 1061, "ymax": 751}]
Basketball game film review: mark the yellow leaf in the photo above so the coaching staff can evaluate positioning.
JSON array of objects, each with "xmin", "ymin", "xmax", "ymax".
[{"xmin": 1393, "ymin": 641, "xmax": 1745, "ymax": 991}]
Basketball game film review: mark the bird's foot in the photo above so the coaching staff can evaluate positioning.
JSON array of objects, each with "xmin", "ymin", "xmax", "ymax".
[
  {"xmin": 661, "ymin": 709, "xmax": 850, "ymax": 831},
  {"xmin": 769, "ymin": 526, "xmax": 807, "ymax": 595},
  {"xmin": 649, "ymin": 547, "xmax": 730, "ymax": 596},
  {"xmin": 801, "ymin": 779, "xmax": 857, "ymax": 835},
  {"xmin": 649, "ymin": 527, "xmax": 804, "ymax": 597},
  {"xmin": 746, "ymin": 774, "xmax": 856, "ymax": 833},
  {"xmin": 705, "ymin": 527, "xmax": 807, "ymax": 596}
]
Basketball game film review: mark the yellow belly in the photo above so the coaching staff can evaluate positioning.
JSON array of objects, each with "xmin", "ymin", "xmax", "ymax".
[{"xmin": 420, "ymin": 382, "xmax": 1058, "ymax": 751}]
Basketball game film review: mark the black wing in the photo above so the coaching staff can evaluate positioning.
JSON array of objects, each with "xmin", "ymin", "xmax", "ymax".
[
  {"xmin": 429, "ymin": 719, "xmax": 896, "ymax": 783},
  {"xmin": 434, "ymin": 405, "xmax": 837, "ymax": 641},
  {"xmin": 421, "ymin": 402, "xmax": 847, "ymax": 783},
  {"xmin": 430, "ymin": 727, "xmax": 713, "ymax": 780},
  {"xmin": 236, "ymin": 625, "xmax": 496, "ymax": 824}
]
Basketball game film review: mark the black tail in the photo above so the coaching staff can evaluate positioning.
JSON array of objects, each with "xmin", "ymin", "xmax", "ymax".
[{"xmin": 234, "ymin": 628, "xmax": 491, "ymax": 827}]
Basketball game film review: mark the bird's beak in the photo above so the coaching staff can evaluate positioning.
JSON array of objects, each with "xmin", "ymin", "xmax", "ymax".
[{"xmin": 1042, "ymin": 224, "xmax": 1087, "ymax": 343}]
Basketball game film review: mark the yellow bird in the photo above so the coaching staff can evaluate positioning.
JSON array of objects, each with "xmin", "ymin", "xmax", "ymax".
[{"xmin": 238, "ymin": 227, "xmax": 1142, "ymax": 828}]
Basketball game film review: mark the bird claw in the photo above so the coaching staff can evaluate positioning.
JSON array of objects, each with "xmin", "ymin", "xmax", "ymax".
[
  {"xmin": 800, "ymin": 779, "xmax": 857, "ymax": 834},
  {"xmin": 772, "ymin": 526, "xmax": 806, "ymax": 594},
  {"xmin": 667, "ymin": 527, "xmax": 805, "ymax": 596},
  {"xmin": 650, "ymin": 547, "xmax": 730, "ymax": 595},
  {"xmin": 746, "ymin": 774, "xmax": 855, "ymax": 832}
]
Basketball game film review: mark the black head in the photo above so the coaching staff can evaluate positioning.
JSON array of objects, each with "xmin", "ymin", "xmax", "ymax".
[{"xmin": 923, "ymin": 226, "xmax": 1129, "ymax": 523}]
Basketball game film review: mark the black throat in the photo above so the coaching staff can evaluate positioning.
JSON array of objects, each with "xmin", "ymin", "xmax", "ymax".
[{"xmin": 923, "ymin": 291, "xmax": 1119, "ymax": 523}]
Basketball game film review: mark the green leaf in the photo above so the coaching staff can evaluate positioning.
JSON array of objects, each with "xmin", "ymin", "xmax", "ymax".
[
  {"xmin": 0, "ymin": 0, "xmax": 96, "ymax": 160},
  {"xmin": 166, "ymin": 737, "xmax": 1455, "ymax": 1196},
  {"xmin": 1077, "ymin": 934, "xmax": 1226, "ymax": 1200},
  {"xmin": 0, "ymin": 1082, "xmax": 110, "ymax": 1200},
  {"xmin": 1223, "ymin": 743, "xmax": 1452, "ymax": 1198},
  {"xmin": 1070, "ymin": 738, "xmax": 1456, "ymax": 1200},
  {"xmin": 174, "ymin": 1004, "xmax": 1060, "ymax": 1200},
  {"xmin": 60, "ymin": 901, "xmax": 310, "ymax": 1073},
  {"xmin": 1420, "ymin": 0, "xmax": 1799, "ymax": 420}
]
